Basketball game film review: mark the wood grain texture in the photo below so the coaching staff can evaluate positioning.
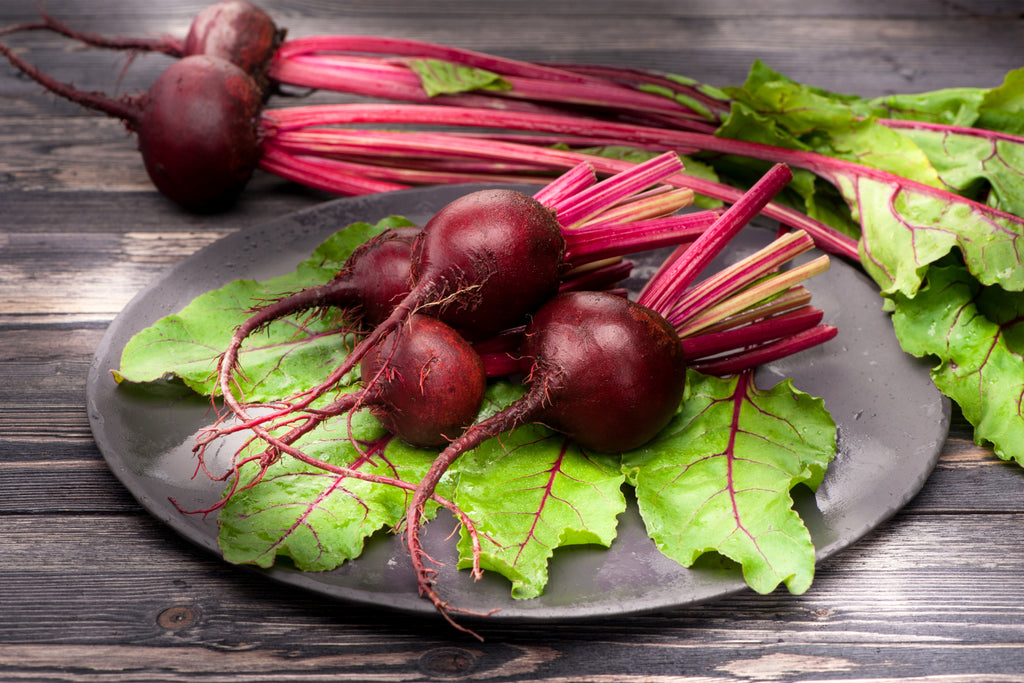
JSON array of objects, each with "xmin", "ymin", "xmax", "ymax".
[{"xmin": 1, "ymin": 1, "xmax": 1023, "ymax": 680}]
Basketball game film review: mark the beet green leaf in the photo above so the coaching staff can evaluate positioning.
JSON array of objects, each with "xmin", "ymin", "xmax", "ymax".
[
  {"xmin": 622, "ymin": 370, "xmax": 836, "ymax": 595},
  {"xmin": 975, "ymin": 68, "xmax": 1024, "ymax": 136},
  {"xmin": 114, "ymin": 217, "xmax": 412, "ymax": 401},
  {"xmin": 891, "ymin": 263, "xmax": 1024, "ymax": 466},
  {"xmin": 451, "ymin": 384, "xmax": 627, "ymax": 599},
  {"xmin": 714, "ymin": 62, "xmax": 1024, "ymax": 298},
  {"xmin": 217, "ymin": 407, "xmax": 444, "ymax": 571},
  {"xmin": 720, "ymin": 66, "xmax": 941, "ymax": 188},
  {"xmin": 408, "ymin": 59, "xmax": 511, "ymax": 97},
  {"xmin": 846, "ymin": 171, "xmax": 1024, "ymax": 298},
  {"xmin": 881, "ymin": 124, "xmax": 1024, "ymax": 219}
]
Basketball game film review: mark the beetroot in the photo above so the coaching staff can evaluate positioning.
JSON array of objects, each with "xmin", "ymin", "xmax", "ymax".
[
  {"xmin": 0, "ymin": 41, "xmax": 263, "ymax": 211},
  {"xmin": 201, "ymin": 313, "xmax": 485, "ymax": 477},
  {"xmin": 6, "ymin": 1, "xmax": 282, "ymax": 82},
  {"xmin": 344, "ymin": 227, "xmax": 420, "ymax": 328},
  {"xmin": 516, "ymin": 291, "xmax": 686, "ymax": 451},
  {"xmin": 250, "ymin": 313, "xmax": 487, "ymax": 450},
  {"xmin": 410, "ymin": 189, "xmax": 566, "ymax": 337},
  {"xmin": 182, "ymin": 1, "xmax": 284, "ymax": 84},
  {"xmin": 358, "ymin": 315, "xmax": 486, "ymax": 448},
  {"xmin": 404, "ymin": 290, "xmax": 686, "ymax": 620},
  {"xmin": 137, "ymin": 56, "xmax": 263, "ymax": 210}
]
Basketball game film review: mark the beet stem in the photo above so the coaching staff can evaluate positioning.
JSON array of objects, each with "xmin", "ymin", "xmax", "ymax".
[
  {"xmin": 572, "ymin": 187, "xmax": 695, "ymax": 230},
  {"xmin": 690, "ymin": 287, "xmax": 812, "ymax": 337},
  {"xmin": 563, "ymin": 211, "xmax": 718, "ymax": 266},
  {"xmin": 674, "ymin": 255, "xmax": 831, "ymax": 336},
  {"xmin": 532, "ymin": 161, "xmax": 597, "ymax": 206},
  {"xmin": 664, "ymin": 229, "xmax": 815, "ymax": 328},
  {"xmin": 680, "ymin": 306, "xmax": 824, "ymax": 359},
  {"xmin": 558, "ymin": 258, "xmax": 634, "ymax": 293},
  {"xmin": 553, "ymin": 151, "xmax": 683, "ymax": 228},
  {"xmin": 638, "ymin": 163, "xmax": 794, "ymax": 313},
  {"xmin": 691, "ymin": 324, "xmax": 839, "ymax": 376},
  {"xmin": 261, "ymin": 105, "xmax": 858, "ymax": 258},
  {"xmin": 258, "ymin": 144, "xmax": 411, "ymax": 195}
]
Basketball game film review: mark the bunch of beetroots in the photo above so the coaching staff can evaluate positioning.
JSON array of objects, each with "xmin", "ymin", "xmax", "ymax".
[
  {"xmin": 189, "ymin": 157, "xmax": 835, "ymax": 635},
  {"xmin": 0, "ymin": 1, "xmax": 280, "ymax": 210}
]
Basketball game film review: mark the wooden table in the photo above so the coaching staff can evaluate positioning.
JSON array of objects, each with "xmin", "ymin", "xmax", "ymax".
[{"xmin": 3, "ymin": 1, "xmax": 1023, "ymax": 680}]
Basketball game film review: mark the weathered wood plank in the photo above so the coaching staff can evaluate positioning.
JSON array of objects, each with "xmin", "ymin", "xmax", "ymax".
[{"xmin": 1, "ymin": 513, "xmax": 1023, "ymax": 680}]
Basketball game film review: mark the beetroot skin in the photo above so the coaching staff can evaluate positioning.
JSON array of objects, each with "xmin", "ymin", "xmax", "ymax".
[
  {"xmin": 137, "ymin": 55, "xmax": 264, "ymax": 211},
  {"xmin": 519, "ymin": 290, "xmax": 687, "ymax": 452},
  {"xmin": 182, "ymin": 0, "xmax": 284, "ymax": 82},
  {"xmin": 411, "ymin": 189, "xmax": 566, "ymax": 338},
  {"xmin": 360, "ymin": 314, "xmax": 487, "ymax": 448}
]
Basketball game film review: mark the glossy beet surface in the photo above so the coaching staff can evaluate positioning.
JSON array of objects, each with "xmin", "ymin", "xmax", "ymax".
[
  {"xmin": 182, "ymin": 0, "xmax": 283, "ymax": 78},
  {"xmin": 136, "ymin": 55, "xmax": 263, "ymax": 211},
  {"xmin": 360, "ymin": 314, "xmax": 486, "ymax": 448},
  {"xmin": 520, "ymin": 290, "xmax": 687, "ymax": 452},
  {"xmin": 411, "ymin": 189, "xmax": 566, "ymax": 338}
]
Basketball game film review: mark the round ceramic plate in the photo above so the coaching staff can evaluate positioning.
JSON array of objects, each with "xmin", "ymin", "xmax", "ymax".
[{"xmin": 86, "ymin": 184, "xmax": 950, "ymax": 622}]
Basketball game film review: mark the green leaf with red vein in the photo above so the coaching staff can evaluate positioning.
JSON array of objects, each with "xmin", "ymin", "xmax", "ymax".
[
  {"xmin": 715, "ymin": 61, "xmax": 1024, "ymax": 298},
  {"xmin": 113, "ymin": 217, "xmax": 413, "ymax": 401},
  {"xmin": 891, "ymin": 263, "xmax": 1024, "ymax": 466},
  {"xmin": 217, "ymin": 408, "xmax": 444, "ymax": 570},
  {"xmin": 622, "ymin": 370, "xmax": 836, "ymax": 595},
  {"xmin": 452, "ymin": 384, "xmax": 627, "ymax": 599},
  {"xmin": 879, "ymin": 124, "xmax": 1024, "ymax": 218},
  {"xmin": 846, "ymin": 171, "xmax": 1024, "ymax": 298}
]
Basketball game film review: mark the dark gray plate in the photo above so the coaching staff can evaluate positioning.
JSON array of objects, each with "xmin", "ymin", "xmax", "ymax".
[{"xmin": 86, "ymin": 184, "xmax": 950, "ymax": 623}]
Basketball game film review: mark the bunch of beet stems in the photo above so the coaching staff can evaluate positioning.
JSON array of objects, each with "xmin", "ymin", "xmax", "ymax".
[
  {"xmin": 263, "ymin": 33, "xmax": 1021, "ymax": 188},
  {"xmin": 256, "ymin": 102, "xmax": 860, "ymax": 261}
]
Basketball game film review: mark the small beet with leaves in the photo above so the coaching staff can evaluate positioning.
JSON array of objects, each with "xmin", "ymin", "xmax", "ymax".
[
  {"xmin": 208, "ymin": 227, "xmax": 418, "ymax": 439},
  {"xmin": 202, "ymin": 313, "xmax": 487, "ymax": 478}
]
